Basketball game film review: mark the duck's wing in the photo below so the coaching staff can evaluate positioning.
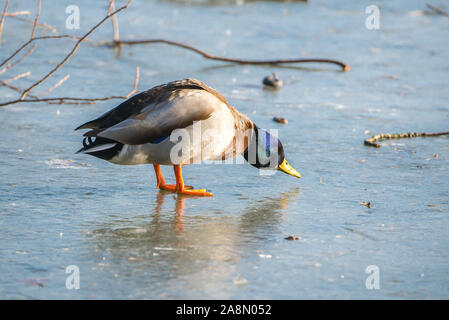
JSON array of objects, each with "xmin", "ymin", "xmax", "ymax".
[
  {"xmin": 76, "ymin": 78, "xmax": 228, "ymax": 132},
  {"xmin": 75, "ymin": 78, "xmax": 230, "ymax": 145}
]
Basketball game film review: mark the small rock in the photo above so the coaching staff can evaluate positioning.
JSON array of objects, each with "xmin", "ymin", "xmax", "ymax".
[
  {"xmin": 376, "ymin": 75, "xmax": 397, "ymax": 80},
  {"xmin": 360, "ymin": 201, "xmax": 371, "ymax": 208},
  {"xmin": 273, "ymin": 117, "xmax": 288, "ymax": 124},
  {"xmin": 263, "ymin": 72, "xmax": 283, "ymax": 89},
  {"xmin": 19, "ymin": 278, "xmax": 47, "ymax": 287},
  {"xmin": 233, "ymin": 275, "xmax": 248, "ymax": 285}
]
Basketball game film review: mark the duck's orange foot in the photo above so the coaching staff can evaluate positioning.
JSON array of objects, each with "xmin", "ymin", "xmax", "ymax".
[
  {"xmin": 177, "ymin": 188, "xmax": 213, "ymax": 197},
  {"xmin": 159, "ymin": 184, "xmax": 193, "ymax": 191}
]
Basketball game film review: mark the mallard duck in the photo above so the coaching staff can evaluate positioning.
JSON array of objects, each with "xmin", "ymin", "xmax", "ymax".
[
  {"xmin": 263, "ymin": 72, "xmax": 283, "ymax": 89},
  {"xmin": 76, "ymin": 78, "xmax": 300, "ymax": 196}
]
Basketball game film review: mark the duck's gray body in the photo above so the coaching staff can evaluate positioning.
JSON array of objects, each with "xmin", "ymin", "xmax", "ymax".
[{"xmin": 76, "ymin": 79, "xmax": 253, "ymax": 166}]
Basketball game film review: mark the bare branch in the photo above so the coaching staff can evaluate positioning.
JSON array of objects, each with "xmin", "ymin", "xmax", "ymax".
[
  {"xmin": 108, "ymin": 0, "xmax": 120, "ymax": 42},
  {"xmin": 1, "ymin": 78, "xmax": 39, "ymax": 98},
  {"xmin": 112, "ymin": 39, "xmax": 350, "ymax": 71},
  {"xmin": 7, "ymin": 14, "xmax": 57, "ymax": 34},
  {"xmin": 426, "ymin": 4, "xmax": 449, "ymax": 18},
  {"xmin": 0, "ymin": 35, "xmax": 73, "ymax": 70},
  {"xmin": 39, "ymin": 74, "xmax": 70, "ymax": 97},
  {"xmin": 126, "ymin": 66, "xmax": 140, "ymax": 98},
  {"xmin": 107, "ymin": 0, "xmax": 114, "ymax": 15},
  {"xmin": 100, "ymin": 0, "xmax": 348, "ymax": 70},
  {"xmin": 4, "ymin": 71, "xmax": 30, "ymax": 83},
  {"xmin": 19, "ymin": 0, "xmax": 133, "ymax": 100},
  {"xmin": 30, "ymin": 0, "xmax": 41, "ymax": 39},
  {"xmin": 0, "ymin": 79, "xmax": 89, "ymax": 104},
  {"xmin": 0, "ymin": 43, "xmax": 36, "ymax": 74},
  {"xmin": 0, "ymin": 0, "xmax": 10, "ymax": 43},
  {"xmin": 2, "ymin": 10, "xmax": 30, "ymax": 16},
  {"xmin": 0, "ymin": 65, "xmax": 139, "ymax": 107},
  {"xmin": 0, "ymin": 34, "xmax": 96, "ymax": 71},
  {"xmin": 364, "ymin": 132, "xmax": 449, "ymax": 148}
]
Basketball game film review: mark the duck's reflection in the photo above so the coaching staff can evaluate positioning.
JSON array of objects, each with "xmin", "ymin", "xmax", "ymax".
[
  {"xmin": 151, "ymin": 188, "xmax": 301, "ymax": 236},
  {"xmin": 152, "ymin": 191, "xmax": 187, "ymax": 232},
  {"xmin": 87, "ymin": 188, "xmax": 300, "ymax": 298}
]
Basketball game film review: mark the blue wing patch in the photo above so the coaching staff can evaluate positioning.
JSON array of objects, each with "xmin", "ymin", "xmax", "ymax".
[{"xmin": 150, "ymin": 136, "xmax": 169, "ymax": 144}]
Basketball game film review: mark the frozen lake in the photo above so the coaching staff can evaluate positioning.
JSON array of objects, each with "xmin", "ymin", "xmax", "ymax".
[{"xmin": 0, "ymin": 0, "xmax": 448, "ymax": 299}]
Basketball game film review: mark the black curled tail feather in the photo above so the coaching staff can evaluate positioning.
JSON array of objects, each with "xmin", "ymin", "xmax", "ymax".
[
  {"xmin": 78, "ymin": 136, "xmax": 100, "ymax": 153},
  {"xmin": 82, "ymin": 136, "xmax": 94, "ymax": 149},
  {"xmin": 76, "ymin": 136, "xmax": 124, "ymax": 161}
]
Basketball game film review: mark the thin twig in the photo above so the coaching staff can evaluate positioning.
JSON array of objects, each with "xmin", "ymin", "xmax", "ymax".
[
  {"xmin": 109, "ymin": 0, "xmax": 121, "ymax": 58},
  {"xmin": 0, "ymin": 78, "xmax": 92, "ymax": 104},
  {"xmin": 128, "ymin": 66, "xmax": 140, "ymax": 97},
  {"xmin": 0, "ymin": 0, "xmax": 10, "ymax": 43},
  {"xmin": 0, "ymin": 1, "xmax": 134, "ymax": 107},
  {"xmin": 0, "ymin": 43, "xmax": 36, "ymax": 74},
  {"xmin": 0, "ymin": 79, "xmax": 39, "ymax": 99},
  {"xmin": 4, "ymin": 71, "xmax": 30, "ymax": 83},
  {"xmin": 426, "ymin": 3, "xmax": 449, "ymax": 18},
  {"xmin": 108, "ymin": 0, "xmax": 120, "ymax": 42},
  {"xmin": 30, "ymin": 0, "xmax": 41, "ymax": 39},
  {"xmin": 0, "ymin": 65, "xmax": 139, "ymax": 107},
  {"xmin": 364, "ymin": 132, "xmax": 449, "ymax": 148},
  {"xmin": 39, "ymin": 74, "xmax": 70, "ymax": 97},
  {"xmin": 0, "ymin": 35, "xmax": 95, "ymax": 71},
  {"xmin": 7, "ymin": 15, "xmax": 57, "ymax": 34},
  {"xmin": 101, "ymin": 0, "xmax": 348, "ymax": 70},
  {"xmin": 18, "ymin": 0, "xmax": 133, "ymax": 100},
  {"xmin": 0, "ymin": 35, "xmax": 73, "ymax": 70},
  {"xmin": 112, "ymin": 38, "xmax": 350, "ymax": 71},
  {"xmin": 2, "ymin": 10, "xmax": 30, "ymax": 16},
  {"xmin": 107, "ymin": 0, "xmax": 114, "ymax": 15}
]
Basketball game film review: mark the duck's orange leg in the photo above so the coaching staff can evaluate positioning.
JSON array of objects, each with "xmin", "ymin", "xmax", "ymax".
[
  {"xmin": 174, "ymin": 165, "xmax": 212, "ymax": 197},
  {"xmin": 153, "ymin": 164, "xmax": 192, "ymax": 191}
]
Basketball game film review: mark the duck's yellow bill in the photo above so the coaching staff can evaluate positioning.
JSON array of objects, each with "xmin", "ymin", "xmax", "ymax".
[{"xmin": 278, "ymin": 159, "xmax": 301, "ymax": 179}]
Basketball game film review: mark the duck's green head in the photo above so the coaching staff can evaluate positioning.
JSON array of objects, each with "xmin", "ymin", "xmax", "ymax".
[{"xmin": 243, "ymin": 126, "xmax": 301, "ymax": 179}]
